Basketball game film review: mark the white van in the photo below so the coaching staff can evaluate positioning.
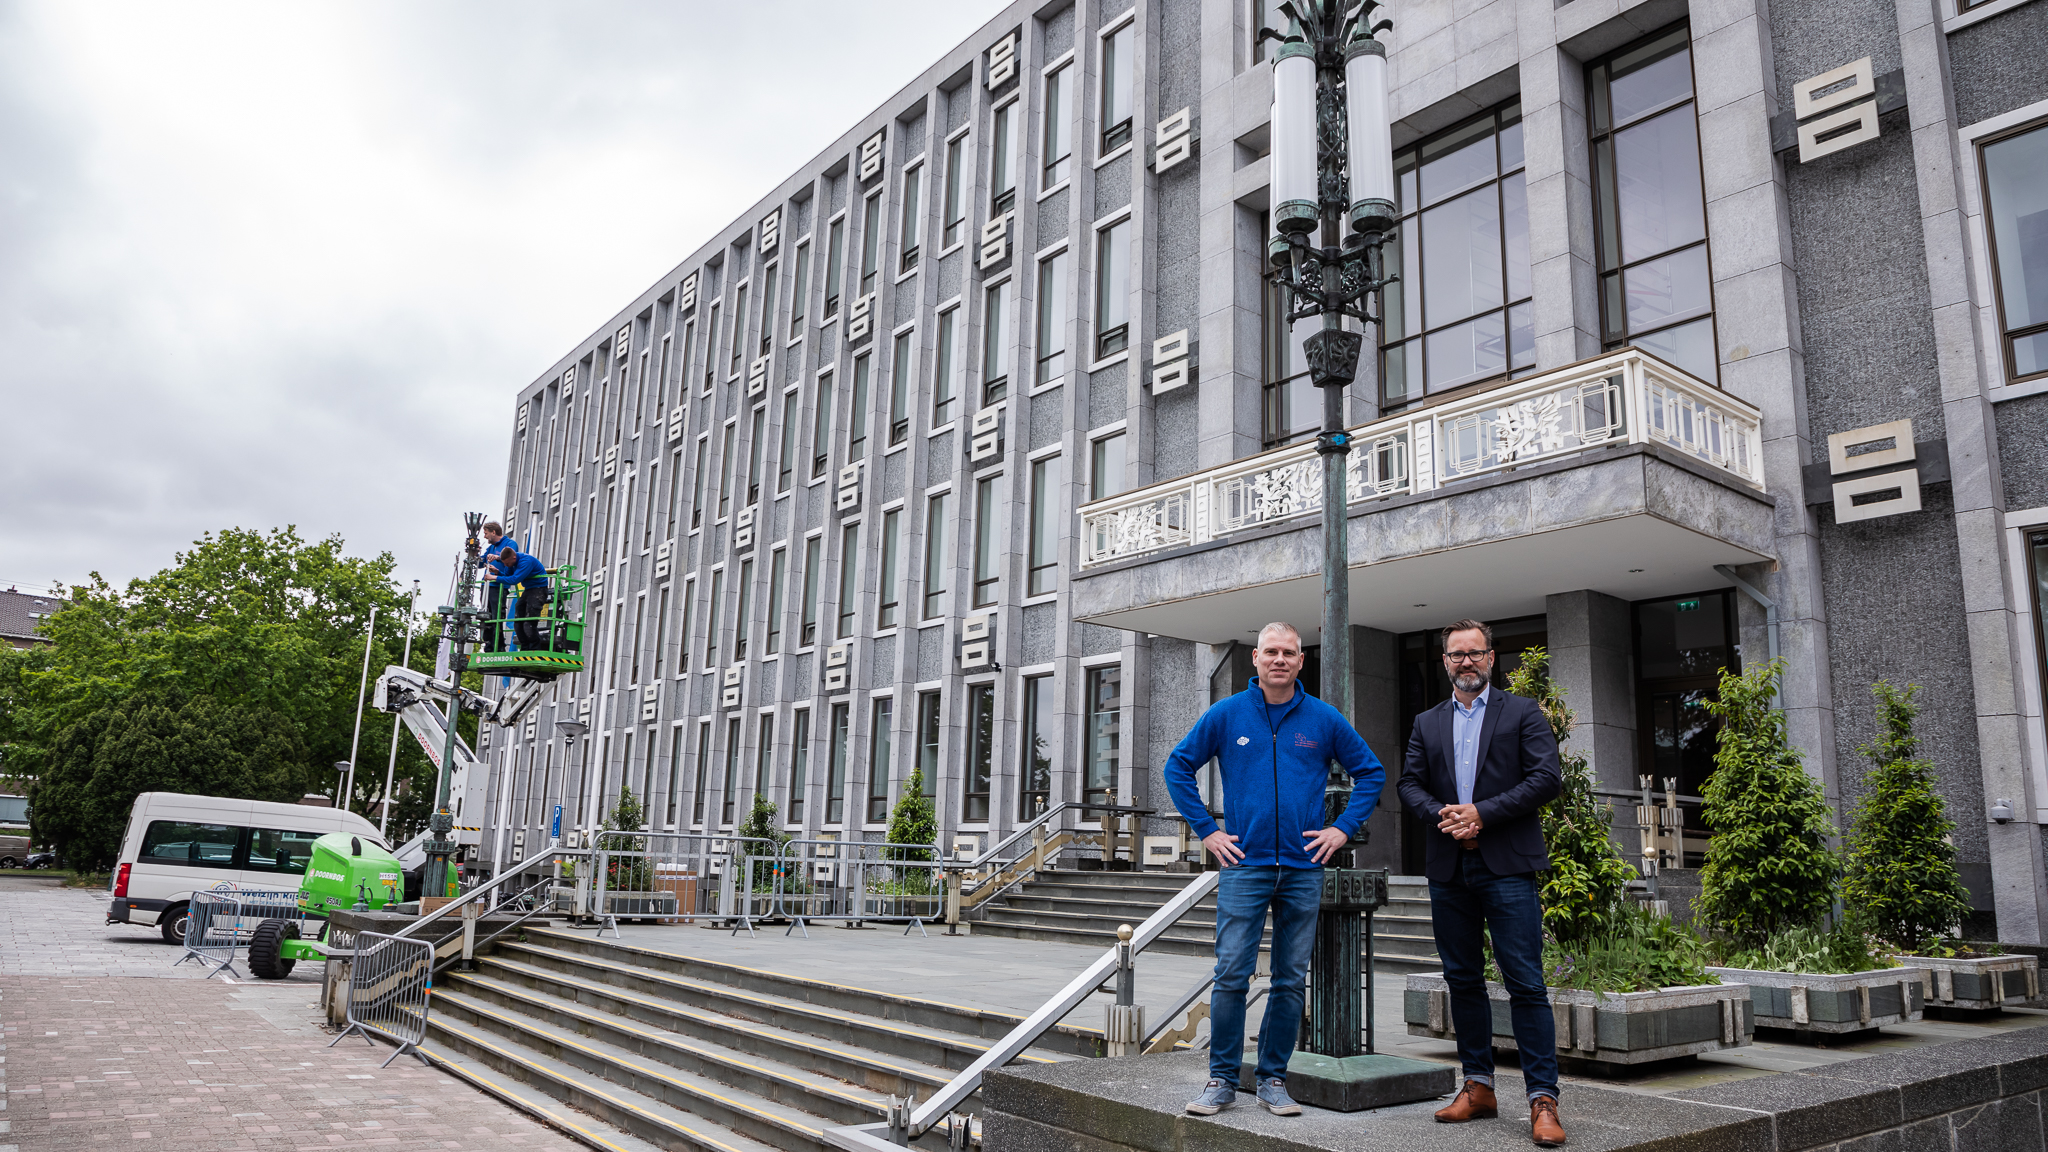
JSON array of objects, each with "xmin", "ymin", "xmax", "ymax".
[{"xmin": 108, "ymin": 792, "xmax": 388, "ymax": 944}]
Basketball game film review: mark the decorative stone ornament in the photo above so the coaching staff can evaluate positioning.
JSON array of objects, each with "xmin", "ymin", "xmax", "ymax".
[
  {"xmin": 641, "ymin": 683, "xmax": 660, "ymax": 722},
  {"xmin": 859, "ymin": 129, "xmax": 886, "ymax": 182},
  {"xmin": 959, "ymin": 614, "xmax": 995, "ymax": 669},
  {"xmin": 759, "ymin": 207, "xmax": 780, "ymax": 254},
  {"xmin": 1154, "ymin": 107, "xmax": 1194, "ymax": 173},
  {"xmin": 654, "ymin": 540, "xmax": 671, "ymax": 580},
  {"xmin": 748, "ymin": 355, "xmax": 771, "ymax": 397},
  {"xmin": 848, "ymin": 292, "xmax": 876, "ymax": 342},
  {"xmin": 548, "ymin": 478, "xmax": 562, "ymax": 509},
  {"xmin": 516, "ymin": 405, "xmax": 527, "ymax": 434},
  {"xmin": 986, "ymin": 32, "xmax": 1019, "ymax": 88},
  {"xmin": 979, "ymin": 214, "xmax": 1012, "ymax": 269},
  {"xmin": 722, "ymin": 664, "xmax": 743, "ymax": 709},
  {"xmin": 603, "ymin": 444, "xmax": 619, "ymax": 479},
  {"xmin": 835, "ymin": 462, "xmax": 862, "ymax": 512},
  {"xmin": 680, "ymin": 271, "xmax": 699, "ymax": 311},
  {"xmin": 667, "ymin": 405, "xmax": 686, "ymax": 442},
  {"xmin": 823, "ymin": 641, "xmax": 853, "ymax": 692},
  {"xmin": 968, "ymin": 406, "xmax": 1003, "ymax": 466},
  {"xmin": 1150, "ymin": 329, "xmax": 1195, "ymax": 394},
  {"xmin": 615, "ymin": 326, "xmax": 631, "ymax": 358},
  {"xmin": 734, "ymin": 505, "xmax": 756, "ymax": 552},
  {"xmin": 1828, "ymin": 419, "xmax": 1921, "ymax": 523}
]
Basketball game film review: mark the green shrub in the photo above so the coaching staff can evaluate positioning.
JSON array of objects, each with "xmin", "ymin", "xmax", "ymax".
[
  {"xmin": 736, "ymin": 793, "xmax": 805, "ymax": 895},
  {"xmin": 1697, "ymin": 660, "xmax": 1840, "ymax": 946},
  {"xmin": 1488, "ymin": 905, "xmax": 1718, "ymax": 993},
  {"xmin": 884, "ymin": 769, "xmax": 937, "ymax": 862},
  {"xmin": 1842, "ymin": 682, "xmax": 1972, "ymax": 954},
  {"xmin": 1712, "ymin": 925, "xmax": 1885, "ymax": 974},
  {"xmin": 595, "ymin": 785, "xmax": 653, "ymax": 891}
]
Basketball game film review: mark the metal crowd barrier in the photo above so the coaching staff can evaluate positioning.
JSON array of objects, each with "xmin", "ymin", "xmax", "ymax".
[
  {"xmin": 330, "ymin": 930, "xmax": 434, "ymax": 1067},
  {"xmin": 766, "ymin": 838, "xmax": 947, "ymax": 938},
  {"xmin": 173, "ymin": 887, "xmax": 307, "ymax": 979},
  {"xmin": 568, "ymin": 831, "xmax": 774, "ymax": 934}
]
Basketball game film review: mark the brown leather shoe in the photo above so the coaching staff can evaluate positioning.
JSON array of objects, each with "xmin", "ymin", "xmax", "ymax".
[
  {"xmin": 1433, "ymin": 1080, "xmax": 1497, "ymax": 1122},
  {"xmin": 1531, "ymin": 1096, "xmax": 1566, "ymax": 1146}
]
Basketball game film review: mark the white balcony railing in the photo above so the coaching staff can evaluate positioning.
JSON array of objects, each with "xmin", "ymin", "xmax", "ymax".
[{"xmin": 1080, "ymin": 348, "xmax": 1763, "ymax": 569}]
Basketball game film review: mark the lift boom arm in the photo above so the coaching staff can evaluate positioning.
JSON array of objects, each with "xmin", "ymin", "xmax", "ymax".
[{"xmin": 373, "ymin": 665, "xmax": 550, "ymax": 868}]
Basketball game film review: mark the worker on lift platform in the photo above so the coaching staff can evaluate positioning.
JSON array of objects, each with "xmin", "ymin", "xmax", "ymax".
[
  {"xmin": 480, "ymin": 521, "xmax": 519, "ymax": 651},
  {"xmin": 495, "ymin": 545, "xmax": 551, "ymax": 651}
]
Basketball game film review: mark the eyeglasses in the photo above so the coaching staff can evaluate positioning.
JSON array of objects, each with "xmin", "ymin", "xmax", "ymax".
[{"xmin": 1444, "ymin": 650, "xmax": 1493, "ymax": 665}]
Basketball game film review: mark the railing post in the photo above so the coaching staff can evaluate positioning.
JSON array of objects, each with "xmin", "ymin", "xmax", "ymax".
[
  {"xmin": 1032, "ymin": 822, "xmax": 1047, "ymax": 874},
  {"xmin": 460, "ymin": 898, "xmax": 479, "ymax": 970},
  {"xmin": 1106, "ymin": 924, "xmax": 1144, "ymax": 1056}
]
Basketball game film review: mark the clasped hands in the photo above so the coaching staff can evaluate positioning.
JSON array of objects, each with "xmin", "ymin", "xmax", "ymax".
[
  {"xmin": 1201, "ymin": 826, "xmax": 1352, "ymax": 867},
  {"xmin": 1437, "ymin": 803, "xmax": 1483, "ymax": 840}
]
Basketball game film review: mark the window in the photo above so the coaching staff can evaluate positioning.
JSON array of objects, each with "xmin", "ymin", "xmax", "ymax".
[
  {"xmin": 1043, "ymin": 66, "xmax": 1073, "ymax": 190},
  {"xmin": 630, "ymin": 595, "xmax": 646, "ymax": 683},
  {"xmin": 899, "ymin": 165, "xmax": 923, "ymax": 272},
  {"xmin": 1100, "ymin": 22, "xmax": 1134, "ymax": 154},
  {"xmin": 972, "ymin": 476, "xmax": 1002, "ymax": 608},
  {"xmin": 666, "ymin": 732, "xmax": 685, "ymax": 825},
  {"xmin": 721, "ymin": 716, "xmax": 743, "ymax": 824},
  {"xmin": 964, "ymin": 682, "xmax": 995, "ymax": 822},
  {"xmin": 704, "ymin": 302, "xmax": 721, "ymax": 391},
  {"xmin": 656, "ymin": 333, "xmax": 672, "ymax": 410},
  {"xmin": 678, "ymin": 577, "xmax": 694, "ymax": 675},
  {"xmin": 1983, "ymin": 122, "xmax": 2048, "ymax": 383},
  {"xmin": 618, "ymin": 729, "xmax": 635, "ymax": 820},
  {"xmin": 1028, "ymin": 456, "xmax": 1060, "ymax": 596},
  {"xmin": 245, "ymin": 828, "xmax": 322, "ymax": 875},
  {"xmin": 824, "ymin": 216, "xmax": 846, "ymax": 318},
  {"xmin": 1095, "ymin": 219, "xmax": 1131, "ymax": 357},
  {"xmin": 666, "ymin": 447, "xmax": 683, "ymax": 537},
  {"xmin": 606, "ymin": 605, "xmax": 623, "ymax": 689},
  {"xmin": 991, "ymin": 100, "xmax": 1019, "ymax": 213},
  {"xmin": 789, "ymin": 241, "xmax": 810, "ymax": 338},
  {"xmin": 640, "ymin": 730, "xmax": 660, "ymax": 826},
  {"xmin": 634, "ymin": 349, "xmax": 649, "ymax": 434},
  {"xmin": 692, "ymin": 719, "xmax": 712, "ymax": 824},
  {"xmin": 867, "ymin": 697, "xmax": 894, "ymax": 823},
  {"xmin": 778, "ymin": 389, "xmax": 799, "ymax": 493},
  {"xmin": 849, "ymin": 353, "xmax": 872, "ymax": 459},
  {"xmin": 1090, "ymin": 432, "xmax": 1126, "ymax": 500},
  {"xmin": 642, "ymin": 461, "xmax": 659, "ymax": 549},
  {"xmin": 766, "ymin": 547, "xmax": 788, "ymax": 655},
  {"xmin": 933, "ymin": 308, "xmax": 960, "ymax": 425},
  {"xmin": 1251, "ymin": 0, "xmax": 1285, "ymax": 64},
  {"xmin": 652, "ymin": 585, "xmax": 670, "ymax": 679},
  {"xmin": 942, "ymin": 134, "xmax": 968, "ymax": 247},
  {"xmin": 691, "ymin": 433, "xmax": 709, "ymax": 528},
  {"xmin": 1085, "ymin": 665, "xmax": 1120, "ymax": 804},
  {"xmin": 1036, "ymin": 251, "xmax": 1069, "ymax": 384},
  {"xmin": 746, "ymin": 404, "xmax": 766, "ymax": 505},
  {"xmin": 754, "ymin": 712, "xmax": 776, "ymax": 806},
  {"xmin": 982, "ymin": 280, "xmax": 1011, "ymax": 403},
  {"xmin": 812, "ymin": 371, "xmax": 834, "ymax": 479},
  {"xmin": 758, "ymin": 263, "xmax": 778, "ymax": 355},
  {"xmin": 1589, "ymin": 28, "xmax": 1715, "ymax": 382},
  {"xmin": 826, "ymin": 702, "xmax": 850, "ymax": 824},
  {"xmin": 717, "ymin": 421, "xmax": 736, "ymax": 519},
  {"xmin": 730, "ymin": 283, "xmax": 749, "ymax": 375},
  {"xmin": 800, "ymin": 535, "xmax": 822, "ymax": 647},
  {"xmin": 733, "ymin": 558, "xmax": 754, "ymax": 661},
  {"xmin": 922, "ymin": 492, "xmax": 951, "ymax": 618},
  {"xmin": 889, "ymin": 331, "xmax": 913, "ymax": 445},
  {"xmin": 836, "ymin": 523, "xmax": 861, "ymax": 638},
  {"xmin": 704, "ymin": 567, "xmax": 724, "ymax": 665},
  {"xmin": 1021, "ymin": 673, "xmax": 1054, "ymax": 818},
  {"xmin": 788, "ymin": 708, "xmax": 810, "ymax": 821},
  {"xmin": 681, "ymin": 319, "xmax": 699, "ymax": 394},
  {"xmin": 878, "ymin": 508, "xmax": 903, "ymax": 629},
  {"xmin": 859, "ymin": 193, "xmax": 883, "ymax": 296},
  {"xmin": 916, "ymin": 690, "xmax": 942, "ymax": 798}
]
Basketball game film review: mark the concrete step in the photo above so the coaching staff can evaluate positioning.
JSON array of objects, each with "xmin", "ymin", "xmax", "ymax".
[{"xmin": 416, "ymin": 1030, "xmax": 673, "ymax": 1152}]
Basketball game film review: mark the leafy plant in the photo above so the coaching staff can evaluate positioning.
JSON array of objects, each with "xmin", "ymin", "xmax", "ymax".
[
  {"xmin": 1507, "ymin": 648, "xmax": 1635, "ymax": 949},
  {"xmin": 1842, "ymin": 681, "xmax": 1973, "ymax": 955},
  {"xmin": 736, "ymin": 793, "xmax": 806, "ymax": 895},
  {"xmin": 596, "ymin": 785, "xmax": 653, "ymax": 891},
  {"xmin": 1545, "ymin": 905, "xmax": 1718, "ymax": 993},
  {"xmin": 1696, "ymin": 660, "xmax": 1840, "ymax": 947},
  {"xmin": 884, "ymin": 769, "xmax": 938, "ymax": 862},
  {"xmin": 1712, "ymin": 925, "xmax": 1885, "ymax": 975}
]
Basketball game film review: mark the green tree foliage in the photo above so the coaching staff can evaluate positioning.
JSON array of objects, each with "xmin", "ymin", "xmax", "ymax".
[
  {"xmin": 1843, "ymin": 681, "xmax": 1972, "ymax": 953},
  {"xmin": 1, "ymin": 527, "xmax": 433, "ymax": 867},
  {"xmin": 737, "ymin": 793, "xmax": 803, "ymax": 895},
  {"xmin": 1507, "ymin": 648, "xmax": 1635, "ymax": 949},
  {"xmin": 885, "ymin": 768, "xmax": 938, "ymax": 862},
  {"xmin": 1697, "ymin": 660, "xmax": 1840, "ymax": 946},
  {"xmin": 596, "ymin": 785, "xmax": 652, "ymax": 891}
]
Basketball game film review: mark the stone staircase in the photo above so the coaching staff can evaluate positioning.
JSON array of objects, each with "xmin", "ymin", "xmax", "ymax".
[
  {"xmin": 417, "ymin": 926, "xmax": 1096, "ymax": 1152},
  {"xmin": 970, "ymin": 869, "xmax": 1442, "ymax": 972}
]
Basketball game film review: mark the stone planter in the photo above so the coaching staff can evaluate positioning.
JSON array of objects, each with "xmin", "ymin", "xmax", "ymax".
[
  {"xmin": 599, "ymin": 891, "xmax": 679, "ymax": 918},
  {"xmin": 1704, "ymin": 966, "xmax": 1922, "ymax": 1033},
  {"xmin": 1404, "ymin": 973, "xmax": 1751, "ymax": 1067},
  {"xmin": 862, "ymin": 893, "xmax": 943, "ymax": 919},
  {"xmin": 1895, "ymin": 953, "xmax": 2041, "ymax": 1014}
]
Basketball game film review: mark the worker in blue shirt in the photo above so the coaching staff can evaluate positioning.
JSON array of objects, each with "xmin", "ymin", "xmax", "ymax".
[
  {"xmin": 480, "ymin": 521, "xmax": 520, "ymax": 651},
  {"xmin": 494, "ymin": 546, "xmax": 550, "ymax": 651},
  {"xmin": 1163, "ymin": 621, "xmax": 1384, "ymax": 1120}
]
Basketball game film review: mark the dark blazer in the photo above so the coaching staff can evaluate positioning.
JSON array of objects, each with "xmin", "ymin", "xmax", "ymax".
[{"xmin": 1396, "ymin": 686, "xmax": 1562, "ymax": 882}]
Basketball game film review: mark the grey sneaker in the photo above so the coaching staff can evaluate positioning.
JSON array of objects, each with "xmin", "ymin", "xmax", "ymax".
[
  {"xmin": 1186, "ymin": 1078, "xmax": 1236, "ymax": 1115},
  {"xmin": 1257, "ymin": 1077, "xmax": 1301, "ymax": 1116}
]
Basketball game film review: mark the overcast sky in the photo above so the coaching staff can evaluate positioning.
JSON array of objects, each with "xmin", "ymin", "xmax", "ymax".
[{"xmin": 0, "ymin": 0, "xmax": 1004, "ymax": 602}]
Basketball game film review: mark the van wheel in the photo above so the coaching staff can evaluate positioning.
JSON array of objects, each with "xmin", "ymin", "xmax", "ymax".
[
  {"xmin": 161, "ymin": 904, "xmax": 189, "ymax": 946},
  {"xmin": 248, "ymin": 918, "xmax": 298, "ymax": 979}
]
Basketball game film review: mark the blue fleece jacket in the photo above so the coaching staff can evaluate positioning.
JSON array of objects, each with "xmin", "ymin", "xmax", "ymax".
[
  {"xmin": 1163, "ymin": 678, "xmax": 1384, "ymax": 869},
  {"xmin": 493, "ymin": 552, "xmax": 550, "ymax": 590}
]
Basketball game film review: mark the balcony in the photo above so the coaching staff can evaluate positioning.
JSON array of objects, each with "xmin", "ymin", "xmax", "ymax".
[{"xmin": 1073, "ymin": 349, "xmax": 1777, "ymax": 643}]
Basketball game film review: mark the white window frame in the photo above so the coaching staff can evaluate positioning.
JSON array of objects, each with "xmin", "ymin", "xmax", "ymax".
[{"xmin": 1963, "ymin": 98, "xmax": 2048, "ymax": 402}]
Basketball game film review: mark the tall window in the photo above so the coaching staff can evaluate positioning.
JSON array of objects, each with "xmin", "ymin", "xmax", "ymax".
[
  {"xmin": 730, "ymin": 283, "xmax": 749, "ymax": 375},
  {"xmin": 916, "ymin": 690, "xmax": 942, "ymax": 799},
  {"xmin": 964, "ymin": 682, "xmax": 995, "ymax": 823},
  {"xmin": 704, "ymin": 302, "xmax": 720, "ymax": 391},
  {"xmin": 680, "ymin": 319, "xmax": 698, "ymax": 395},
  {"xmin": 1983, "ymin": 122, "xmax": 2048, "ymax": 383},
  {"xmin": 899, "ymin": 165, "xmax": 923, "ymax": 272},
  {"xmin": 836, "ymin": 523, "xmax": 860, "ymax": 638},
  {"xmin": 758, "ymin": 264, "xmax": 778, "ymax": 355},
  {"xmin": 1043, "ymin": 64, "xmax": 1073, "ymax": 188},
  {"xmin": 826, "ymin": 702, "xmax": 850, "ymax": 824},
  {"xmin": 717, "ymin": 422, "xmax": 736, "ymax": 519},
  {"xmin": 942, "ymin": 134, "xmax": 968, "ymax": 247},
  {"xmin": 991, "ymin": 100, "xmax": 1019, "ymax": 213},
  {"xmin": 1589, "ymin": 28, "xmax": 1714, "ymax": 382},
  {"xmin": 666, "ymin": 447, "xmax": 683, "ymax": 537},
  {"xmin": 849, "ymin": 353, "xmax": 872, "ymax": 459},
  {"xmin": 721, "ymin": 716, "xmax": 743, "ymax": 824},
  {"xmin": 1085, "ymin": 666, "xmax": 1120, "ymax": 805},
  {"xmin": 1090, "ymin": 432, "xmax": 1126, "ymax": 500},
  {"xmin": 922, "ymin": 492, "xmax": 951, "ymax": 619},
  {"xmin": 789, "ymin": 241, "xmax": 810, "ymax": 338},
  {"xmin": 691, "ymin": 433, "xmax": 709, "ymax": 528},
  {"xmin": 754, "ymin": 712, "xmax": 775, "ymax": 803},
  {"xmin": 652, "ymin": 585, "xmax": 670, "ymax": 680},
  {"xmin": 733, "ymin": 557, "xmax": 754, "ymax": 661},
  {"xmin": 778, "ymin": 389, "xmax": 799, "ymax": 493},
  {"xmin": 1027, "ymin": 456, "xmax": 1060, "ymax": 596},
  {"xmin": 1036, "ymin": 251, "xmax": 1070, "ymax": 384},
  {"xmin": 824, "ymin": 216, "xmax": 846, "ymax": 318},
  {"xmin": 1095, "ymin": 220, "xmax": 1131, "ymax": 357},
  {"xmin": 867, "ymin": 697, "xmax": 894, "ymax": 823},
  {"xmin": 704, "ymin": 567, "xmax": 724, "ymax": 666},
  {"xmin": 656, "ymin": 333, "xmax": 672, "ymax": 411},
  {"xmin": 926, "ymin": 315, "xmax": 963, "ymax": 433},
  {"xmin": 1100, "ymin": 22, "xmax": 1134, "ymax": 153},
  {"xmin": 889, "ymin": 331, "xmax": 913, "ymax": 445},
  {"xmin": 972, "ymin": 477, "xmax": 1002, "ymax": 608},
  {"xmin": 692, "ymin": 719, "xmax": 712, "ymax": 824},
  {"xmin": 641, "ymin": 461, "xmax": 658, "ymax": 549},
  {"xmin": 859, "ymin": 193, "xmax": 883, "ymax": 296},
  {"xmin": 878, "ymin": 508, "xmax": 903, "ymax": 629},
  {"xmin": 666, "ymin": 729, "xmax": 685, "ymax": 825},
  {"xmin": 746, "ymin": 404, "xmax": 766, "ymax": 505},
  {"xmin": 811, "ymin": 371, "xmax": 835, "ymax": 479},
  {"xmin": 788, "ymin": 709, "xmax": 810, "ymax": 822},
  {"xmin": 800, "ymin": 535, "xmax": 822, "ymax": 647},
  {"xmin": 765, "ymin": 547, "xmax": 788, "ymax": 655},
  {"xmin": 1021, "ymin": 673, "xmax": 1054, "ymax": 817},
  {"xmin": 678, "ymin": 577, "xmax": 694, "ymax": 675},
  {"xmin": 982, "ymin": 280, "xmax": 1011, "ymax": 403}
]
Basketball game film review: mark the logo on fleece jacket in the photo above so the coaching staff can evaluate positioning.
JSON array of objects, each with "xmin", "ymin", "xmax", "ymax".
[
  {"xmin": 1294, "ymin": 732, "xmax": 1319, "ymax": 750},
  {"xmin": 1237, "ymin": 736, "xmax": 1250, "ymax": 745}
]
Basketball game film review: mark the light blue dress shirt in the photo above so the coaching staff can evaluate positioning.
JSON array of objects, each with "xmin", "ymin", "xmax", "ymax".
[{"xmin": 1450, "ymin": 691, "xmax": 1488, "ymax": 805}]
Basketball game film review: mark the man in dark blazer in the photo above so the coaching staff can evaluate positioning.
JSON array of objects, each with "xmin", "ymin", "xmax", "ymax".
[{"xmin": 1397, "ymin": 619, "xmax": 1566, "ymax": 1148}]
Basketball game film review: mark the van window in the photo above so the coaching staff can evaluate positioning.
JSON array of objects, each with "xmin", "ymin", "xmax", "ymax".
[
  {"xmin": 139, "ymin": 821, "xmax": 241, "ymax": 868},
  {"xmin": 245, "ymin": 828, "xmax": 322, "ymax": 874}
]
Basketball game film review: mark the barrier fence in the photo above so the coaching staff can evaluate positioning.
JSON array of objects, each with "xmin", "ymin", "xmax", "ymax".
[
  {"xmin": 173, "ymin": 888, "xmax": 307, "ymax": 980},
  {"xmin": 330, "ymin": 930, "xmax": 434, "ymax": 1067},
  {"xmin": 741, "ymin": 838, "xmax": 948, "ymax": 937},
  {"xmin": 561, "ymin": 831, "xmax": 776, "ymax": 932}
]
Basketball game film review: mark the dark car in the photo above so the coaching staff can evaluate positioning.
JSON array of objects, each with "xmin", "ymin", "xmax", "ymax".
[{"xmin": 25, "ymin": 851, "xmax": 59, "ymax": 869}]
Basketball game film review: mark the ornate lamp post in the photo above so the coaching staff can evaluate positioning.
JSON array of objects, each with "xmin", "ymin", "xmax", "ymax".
[{"xmin": 422, "ymin": 512, "xmax": 488, "ymax": 903}]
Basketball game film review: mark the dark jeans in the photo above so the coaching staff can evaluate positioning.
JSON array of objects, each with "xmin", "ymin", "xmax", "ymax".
[
  {"xmin": 1209, "ymin": 865, "xmax": 1321, "ymax": 1086},
  {"xmin": 512, "ymin": 586, "xmax": 548, "ymax": 650},
  {"xmin": 1429, "ymin": 851, "xmax": 1559, "ymax": 1101},
  {"xmin": 484, "ymin": 583, "xmax": 506, "ymax": 651}
]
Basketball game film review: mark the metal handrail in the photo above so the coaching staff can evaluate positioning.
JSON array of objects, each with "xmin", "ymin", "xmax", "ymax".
[
  {"xmin": 393, "ymin": 845, "xmax": 578, "ymax": 940},
  {"xmin": 434, "ymin": 873, "xmax": 560, "ymax": 975},
  {"xmin": 963, "ymin": 801, "xmax": 1154, "ymax": 869}
]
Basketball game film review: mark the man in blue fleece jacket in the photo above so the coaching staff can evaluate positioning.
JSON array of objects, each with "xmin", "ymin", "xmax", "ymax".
[{"xmin": 1163, "ymin": 621, "xmax": 1384, "ymax": 1118}]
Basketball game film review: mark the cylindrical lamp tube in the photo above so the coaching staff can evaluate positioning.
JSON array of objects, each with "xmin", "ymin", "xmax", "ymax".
[
  {"xmin": 1345, "ymin": 41, "xmax": 1397, "ymax": 236},
  {"xmin": 1271, "ymin": 45, "xmax": 1320, "ymax": 235}
]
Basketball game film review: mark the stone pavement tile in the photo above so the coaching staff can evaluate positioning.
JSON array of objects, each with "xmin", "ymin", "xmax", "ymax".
[{"xmin": 0, "ymin": 877, "xmax": 318, "ymax": 983}]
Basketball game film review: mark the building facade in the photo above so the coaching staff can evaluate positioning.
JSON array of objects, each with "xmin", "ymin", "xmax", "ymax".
[{"xmin": 492, "ymin": 0, "xmax": 2048, "ymax": 940}]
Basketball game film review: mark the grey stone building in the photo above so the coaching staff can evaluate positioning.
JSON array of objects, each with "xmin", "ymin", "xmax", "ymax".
[{"xmin": 490, "ymin": 0, "xmax": 2048, "ymax": 941}]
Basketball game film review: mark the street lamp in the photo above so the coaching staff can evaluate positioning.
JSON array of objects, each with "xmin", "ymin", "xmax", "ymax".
[{"xmin": 422, "ymin": 513, "xmax": 489, "ymax": 902}]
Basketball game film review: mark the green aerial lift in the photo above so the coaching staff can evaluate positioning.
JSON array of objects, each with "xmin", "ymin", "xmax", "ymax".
[
  {"xmin": 244, "ymin": 831, "xmax": 452, "ymax": 979},
  {"xmin": 467, "ymin": 563, "xmax": 593, "ymax": 682}
]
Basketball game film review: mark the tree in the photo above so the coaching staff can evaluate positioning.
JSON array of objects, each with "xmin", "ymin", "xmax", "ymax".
[
  {"xmin": 1507, "ymin": 648, "xmax": 1635, "ymax": 949},
  {"xmin": 1697, "ymin": 660, "xmax": 1841, "ymax": 946},
  {"xmin": 1843, "ymin": 681, "xmax": 1972, "ymax": 952},
  {"xmin": 885, "ymin": 768, "xmax": 937, "ymax": 862},
  {"xmin": 596, "ymin": 785, "xmax": 652, "ymax": 891}
]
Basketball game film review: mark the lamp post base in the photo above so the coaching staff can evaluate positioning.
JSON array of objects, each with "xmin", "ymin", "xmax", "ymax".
[{"xmin": 1239, "ymin": 1051, "xmax": 1456, "ymax": 1113}]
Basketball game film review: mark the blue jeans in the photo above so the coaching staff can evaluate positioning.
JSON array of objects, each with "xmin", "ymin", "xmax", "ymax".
[
  {"xmin": 1429, "ymin": 852, "xmax": 1559, "ymax": 1101},
  {"xmin": 1209, "ymin": 865, "xmax": 1321, "ymax": 1086}
]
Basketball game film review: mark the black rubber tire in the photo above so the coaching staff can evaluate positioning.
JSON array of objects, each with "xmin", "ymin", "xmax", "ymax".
[
  {"xmin": 160, "ymin": 904, "xmax": 189, "ymax": 946},
  {"xmin": 248, "ymin": 917, "xmax": 299, "ymax": 979},
  {"xmin": 0, "ymin": 856, "xmax": 15, "ymax": 869}
]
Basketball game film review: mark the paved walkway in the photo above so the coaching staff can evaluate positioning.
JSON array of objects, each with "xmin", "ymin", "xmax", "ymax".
[{"xmin": 0, "ymin": 876, "xmax": 315, "ymax": 983}]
